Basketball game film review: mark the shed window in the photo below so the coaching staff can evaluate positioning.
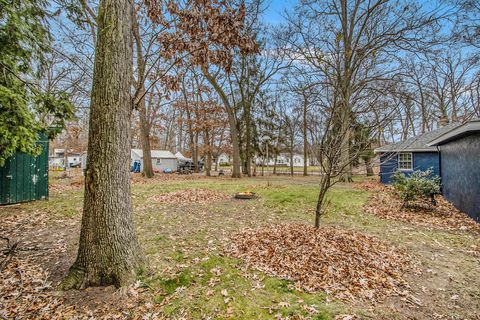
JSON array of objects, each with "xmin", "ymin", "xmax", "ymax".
[
  {"xmin": 398, "ymin": 153, "xmax": 412, "ymax": 170},
  {"xmin": 156, "ymin": 158, "xmax": 161, "ymax": 165}
]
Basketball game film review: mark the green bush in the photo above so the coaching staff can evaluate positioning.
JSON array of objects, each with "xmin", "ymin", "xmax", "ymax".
[{"xmin": 391, "ymin": 169, "xmax": 441, "ymax": 207}]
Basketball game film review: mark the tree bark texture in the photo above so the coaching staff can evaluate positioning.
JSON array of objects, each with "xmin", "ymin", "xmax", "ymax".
[
  {"xmin": 61, "ymin": 0, "xmax": 144, "ymax": 289},
  {"xmin": 138, "ymin": 89, "xmax": 154, "ymax": 178}
]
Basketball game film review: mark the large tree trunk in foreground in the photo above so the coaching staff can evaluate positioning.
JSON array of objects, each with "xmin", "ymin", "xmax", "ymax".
[{"xmin": 61, "ymin": 0, "xmax": 144, "ymax": 289}]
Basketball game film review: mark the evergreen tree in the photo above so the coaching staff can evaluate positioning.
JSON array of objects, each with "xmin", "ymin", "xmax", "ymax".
[{"xmin": 0, "ymin": 0, "xmax": 73, "ymax": 165}]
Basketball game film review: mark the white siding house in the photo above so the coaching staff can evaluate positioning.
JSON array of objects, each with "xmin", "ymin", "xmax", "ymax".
[
  {"xmin": 216, "ymin": 153, "xmax": 230, "ymax": 165},
  {"xmin": 256, "ymin": 153, "xmax": 310, "ymax": 167},
  {"xmin": 131, "ymin": 149, "xmax": 178, "ymax": 172}
]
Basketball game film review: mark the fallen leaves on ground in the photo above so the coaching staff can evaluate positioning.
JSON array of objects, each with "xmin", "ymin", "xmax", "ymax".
[
  {"xmin": 150, "ymin": 188, "xmax": 230, "ymax": 204},
  {"xmin": 0, "ymin": 254, "xmax": 76, "ymax": 319},
  {"xmin": 226, "ymin": 224, "xmax": 411, "ymax": 302},
  {"xmin": 363, "ymin": 186, "xmax": 480, "ymax": 234},
  {"xmin": 132, "ymin": 173, "xmax": 214, "ymax": 184},
  {"xmin": 0, "ymin": 252, "xmax": 161, "ymax": 319}
]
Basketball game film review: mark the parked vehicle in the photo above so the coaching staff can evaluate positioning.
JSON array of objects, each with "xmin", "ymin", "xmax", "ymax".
[{"xmin": 177, "ymin": 160, "xmax": 204, "ymax": 174}]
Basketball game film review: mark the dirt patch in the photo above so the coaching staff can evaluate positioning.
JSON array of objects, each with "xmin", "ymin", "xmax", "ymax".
[
  {"xmin": 226, "ymin": 224, "xmax": 411, "ymax": 302},
  {"xmin": 363, "ymin": 188, "xmax": 480, "ymax": 234},
  {"xmin": 150, "ymin": 188, "xmax": 231, "ymax": 204}
]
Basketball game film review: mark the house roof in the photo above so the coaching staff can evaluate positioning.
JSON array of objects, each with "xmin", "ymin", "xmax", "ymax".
[
  {"xmin": 131, "ymin": 149, "xmax": 177, "ymax": 159},
  {"xmin": 175, "ymin": 152, "xmax": 192, "ymax": 161},
  {"xmin": 428, "ymin": 119, "xmax": 480, "ymax": 146},
  {"xmin": 374, "ymin": 122, "xmax": 461, "ymax": 153}
]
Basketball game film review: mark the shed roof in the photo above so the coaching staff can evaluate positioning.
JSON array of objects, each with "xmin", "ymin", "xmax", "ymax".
[
  {"xmin": 428, "ymin": 119, "xmax": 480, "ymax": 146},
  {"xmin": 374, "ymin": 122, "xmax": 461, "ymax": 153},
  {"xmin": 175, "ymin": 152, "xmax": 192, "ymax": 161},
  {"xmin": 131, "ymin": 149, "xmax": 177, "ymax": 159}
]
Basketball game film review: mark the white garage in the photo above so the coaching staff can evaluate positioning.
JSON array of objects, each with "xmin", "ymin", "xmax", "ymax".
[{"xmin": 131, "ymin": 149, "xmax": 178, "ymax": 173}]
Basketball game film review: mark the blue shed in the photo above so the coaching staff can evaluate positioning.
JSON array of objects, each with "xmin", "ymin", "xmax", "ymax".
[
  {"xmin": 374, "ymin": 123, "xmax": 460, "ymax": 184},
  {"xmin": 428, "ymin": 120, "xmax": 480, "ymax": 222}
]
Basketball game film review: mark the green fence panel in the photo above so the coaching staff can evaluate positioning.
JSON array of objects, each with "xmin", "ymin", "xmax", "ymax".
[{"xmin": 0, "ymin": 136, "xmax": 49, "ymax": 205}]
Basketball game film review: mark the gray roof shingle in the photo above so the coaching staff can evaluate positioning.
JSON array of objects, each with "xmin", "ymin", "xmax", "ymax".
[{"xmin": 374, "ymin": 122, "xmax": 461, "ymax": 153}]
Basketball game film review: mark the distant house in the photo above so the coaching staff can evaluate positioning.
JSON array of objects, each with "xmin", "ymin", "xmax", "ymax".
[
  {"xmin": 374, "ymin": 123, "xmax": 460, "ymax": 184},
  {"xmin": 67, "ymin": 154, "xmax": 82, "ymax": 168},
  {"xmin": 81, "ymin": 152, "xmax": 87, "ymax": 170},
  {"xmin": 175, "ymin": 152, "xmax": 192, "ymax": 162},
  {"xmin": 131, "ymin": 149, "xmax": 178, "ymax": 173},
  {"xmin": 216, "ymin": 153, "xmax": 230, "ymax": 165},
  {"xmin": 48, "ymin": 149, "xmax": 82, "ymax": 168},
  {"xmin": 256, "ymin": 153, "xmax": 309, "ymax": 167},
  {"xmin": 428, "ymin": 120, "xmax": 480, "ymax": 222}
]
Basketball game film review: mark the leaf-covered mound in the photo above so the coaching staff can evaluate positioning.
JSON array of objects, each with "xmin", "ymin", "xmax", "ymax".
[
  {"xmin": 226, "ymin": 224, "xmax": 410, "ymax": 301},
  {"xmin": 363, "ymin": 188, "xmax": 480, "ymax": 233},
  {"xmin": 151, "ymin": 188, "xmax": 230, "ymax": 204}
]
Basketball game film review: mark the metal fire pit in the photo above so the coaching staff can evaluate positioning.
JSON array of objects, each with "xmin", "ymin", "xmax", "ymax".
[{"xmin": 234, "ymin": 192, "xmax": 257, "ymax": 200}]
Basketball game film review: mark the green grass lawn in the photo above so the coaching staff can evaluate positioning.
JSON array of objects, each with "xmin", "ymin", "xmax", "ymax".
[{"xmin": 2, "ymin": 174, "xmax": 479, "ymax": 319}]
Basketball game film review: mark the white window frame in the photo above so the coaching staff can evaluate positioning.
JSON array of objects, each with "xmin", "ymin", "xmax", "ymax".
[
  {"xmin": 156, "ymin": 158, "xmax": 161, "ymax": 165},
  {"xmin": 398, "ymin": 152, "xmax": 413, "ymax": 171}
]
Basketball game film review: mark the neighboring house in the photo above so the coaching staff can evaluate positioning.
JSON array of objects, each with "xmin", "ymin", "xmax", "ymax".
[
  {"xmin": 428, "ymin": 120, "xmax": 480, "ymax": 222},
  {"xmin": 48, "ymin": 151, "xmax": 82, "ymax": 168},
  {"xmin": 49, "ymin": 157, "xmax": 64, "ymax": 169},
  {"xmin": 216, "ymin": 153, "xmax": 230, "ymax": 165},
  {"xmin": 53, "ymin": 148, "xmax": 65, "ymax": 158},
  {"xmin": 81, "ymin": 152, "xmax": 87, "ymax": 170},
  {"xmin": 67, "ymin": 154, "xmax": 82, "ymax": 167},
  {"xmin": 175, "ymin": 152, "xmax": 192, "ymax": 162},
  {"xmin": 131, "ymin": 149, "xmax": 178, "ymax": 173},
  {"xmin": 374, "ymin": 123, "xmax": 460, "ymax": 184},
  {"xmin": 257, "ymin": 153, "xmax": 309, "ymax": 167}
]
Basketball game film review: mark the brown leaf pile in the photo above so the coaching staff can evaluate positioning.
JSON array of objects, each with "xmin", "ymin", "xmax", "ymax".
[
  {"xmin": 363, "ymin": 188, "xmax": 480, "ymax": 233},
  {"xmin": 226, "ymin": 224, "xmax": 410, "ymax": 302},
  {"xmin": 151, "ymin": 188, "xmax": 230, "ymax": 204}
]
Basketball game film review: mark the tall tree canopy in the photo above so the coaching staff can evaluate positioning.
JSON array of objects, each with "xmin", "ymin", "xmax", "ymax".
[{"xmin": 0, "ymin": 0, "xmax": 74, "ymax": 166}]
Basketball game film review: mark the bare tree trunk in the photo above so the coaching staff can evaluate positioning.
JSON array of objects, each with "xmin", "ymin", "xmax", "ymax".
[
  {"xmin": 205, "ymin": 148, "xmax": 212, "ymax": 176},
  {"xmin": 364, "ymin": 157, "xmax": 374, "ymax": 176},
  {"xmin": 194, "ymin": 132, "xmax": 199, "ymax": 173},
  {"xmin": 303, "ymin": 94, "xmax": 308, "ymax": 176},
  {"xmin": 338, "ymin": 0, "xmax": 353, "ymax": 183},
  {"xmin": 61, "ymin": 0, "xmax": 144, "ymax": 289},
  {"xmin": 245, "ymin": 101, "xmax": 253, "ymax": 177},
  {"xmin": 229, "ymin": 118, "xmax": 242, "ymax": 178},
  {"xmin": 132, "ymin": 15, "xmax": 154, "ymax": 178},
  {"xmin": 138, "ymin": 89, "xmax": 154, "ymax": 178},
  {"xmin": 63, "ymin": 135, "xmax": 69, "ymax": 177},
  {"xmin": 290, "ymin": 150, "xmax": 294, "ymax": 177},
  {"xmin": 315, "ymin": 175, "xmax": 330, "ymax": 228},
  {"xmin": 202, "ymin": 69, "xmax": 241, "ymax": 178}
]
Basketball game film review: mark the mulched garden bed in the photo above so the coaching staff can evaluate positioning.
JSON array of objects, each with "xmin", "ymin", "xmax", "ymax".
[
  {"xmin": 225, "ymin": 224, "xmax": 411, "ymax": 302},
  {"xmin": 363, "ymin": 186, "xmax": 480, "ymax": 233},
  {"xmin": 151, "ymin": 188, "xmax": 230, "ymax": 204}
]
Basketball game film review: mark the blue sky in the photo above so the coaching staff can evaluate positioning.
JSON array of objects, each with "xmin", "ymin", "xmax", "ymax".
[{"xmin": 263, "ymin": 0, "xmax": 298, "ymax": 25}]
